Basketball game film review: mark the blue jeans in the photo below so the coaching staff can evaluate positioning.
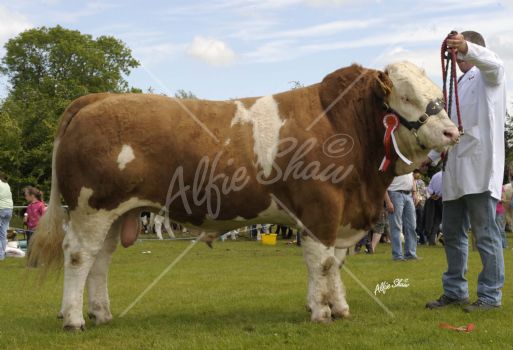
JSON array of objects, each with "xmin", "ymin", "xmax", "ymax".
[
  {"xmin": 442, "ymin": 192, "xmax": 504, "ymax": 305},
  {"xmin": 0, "ymin": 208, "xmax": 13, "ymax": 260},
  {"xmin": 495, "ymin": 213, "xmax": 507, "ymax": 248},
  {"xmin": 388, "ymin": 191, "xmax": 417, "ymax": 260}
]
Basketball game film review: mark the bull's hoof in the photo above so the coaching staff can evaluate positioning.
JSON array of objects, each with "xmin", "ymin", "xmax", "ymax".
[
  {"xmin": 331, "ymin": 307, "xmax": 351, "ymax": 319},
  {"xmin": 63, "ymin": 324, "xmax": 85, "ymax": 332},
  {"xmin": 57, "ymin": 312, "xmax": 64, "ymax": 320},
  {"xmin": 310, "ymin": 305, "xmax": 332, "ymax": 323},
  {"xmin": 88, "ymin": 311, "xmax": 113, "ymax": 325},
  {"xmin": 330, "ymin": 304, "xmax": 351, "ymax": 319}
]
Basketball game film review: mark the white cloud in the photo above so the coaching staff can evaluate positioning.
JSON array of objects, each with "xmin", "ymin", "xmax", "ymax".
[
  {"xmin": 0, "ymin": 5, "xmax": 32, "ymax": 44},
  {"xmin": 186, "ymin": 36, "xmax": 236, "ymax": 66}
]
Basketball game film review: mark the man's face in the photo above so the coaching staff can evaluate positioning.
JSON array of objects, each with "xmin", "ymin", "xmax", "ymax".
[{"xmin": 457, "ymin": 58, "xmax": 474, "ymax": 73}]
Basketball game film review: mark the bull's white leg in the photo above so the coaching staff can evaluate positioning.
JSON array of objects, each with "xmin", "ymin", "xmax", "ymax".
[
  {"xmin": 60, "ymin": 215, "xmax": 112, "ymax": 331},
  {"xmin": 302, "ymin": 236, "xmax": 336, "ymax": 323},
  {"xmin": 86, "ymin": 221, "xmax": 120, "ymax": 325},
  {"xmin": 329, "ymin": 248, "xmax": 350, "ymax": 318}
]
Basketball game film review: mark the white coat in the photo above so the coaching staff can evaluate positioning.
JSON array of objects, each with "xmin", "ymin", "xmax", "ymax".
[{"xmin": 429, "ymin": 41, "xmax": 507, "ymax": 201}]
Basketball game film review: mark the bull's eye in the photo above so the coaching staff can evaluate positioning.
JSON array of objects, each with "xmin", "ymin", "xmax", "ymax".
[{"xmin": 401, "ymin": 96, "xmax": 411, "ymax": 103}]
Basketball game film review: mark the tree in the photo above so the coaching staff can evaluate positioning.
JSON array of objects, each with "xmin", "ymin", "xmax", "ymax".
[
  {"xmin": 0, "ymin": 26, "xmax": 140, "ymax": 203},
  {"xmin": 174, "ymin": 89, "xmax": 197, "ymax": 99}
]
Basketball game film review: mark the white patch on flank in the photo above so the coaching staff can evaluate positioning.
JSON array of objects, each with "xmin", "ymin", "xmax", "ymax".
[
  {"xmin": 117, "ymin": 144, "xmax": 135, "ymax": 170},
  {"xmin": 335, "ymin": 223, "xmax": 367, "ymax": 249},
  {"xmin": 231, "ymin": 96, "xmax": 285, "ymax": 177}
]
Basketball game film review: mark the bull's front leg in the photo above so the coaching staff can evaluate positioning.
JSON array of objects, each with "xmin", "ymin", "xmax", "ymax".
[
  {"xmin": 302, "ymin": 236, "xmax": 337, "ymax": 323},
  {"xmin": 328, "ymin": 248, "xmax": 350, "ymax": 318}
]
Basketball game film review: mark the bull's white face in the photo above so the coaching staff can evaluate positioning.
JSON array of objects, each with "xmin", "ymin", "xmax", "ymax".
[{"xmin": 385, "ymin": 61, "xmax": 460, "ymax": 173}]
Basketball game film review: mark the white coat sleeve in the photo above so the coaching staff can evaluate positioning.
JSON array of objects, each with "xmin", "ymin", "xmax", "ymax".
[{"xmin": 458, "ymin": 42, "xmax": 505, "ymax": 86}]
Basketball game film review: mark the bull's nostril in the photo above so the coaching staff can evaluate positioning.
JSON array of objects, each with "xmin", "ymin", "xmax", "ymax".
[{"xmin": 443, "ymin": 129, "xmax": 460, "ymax": 143}]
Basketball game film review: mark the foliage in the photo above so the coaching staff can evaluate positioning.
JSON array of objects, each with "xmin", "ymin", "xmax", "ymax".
[
  {"xmin": 174, "ymin": 89, "xmax": 197, "ymax": 99},
  {"xmin": 0, "ymin": 26, "xmax": 139, "ymax": 203}
]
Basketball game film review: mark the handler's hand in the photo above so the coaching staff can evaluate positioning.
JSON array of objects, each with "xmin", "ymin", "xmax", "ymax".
[
  {"xmin": 446, "ymin": 33, "xmax": 468, "ymax": 55},
  {"xmin": 386, "ymin": 200, "xmax": 394, "ymax": 214}
]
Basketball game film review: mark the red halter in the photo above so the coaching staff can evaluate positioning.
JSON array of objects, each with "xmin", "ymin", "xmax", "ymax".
[{"xmin": 441, "ymin": 30, "xmax": 464, "ymax": 135}]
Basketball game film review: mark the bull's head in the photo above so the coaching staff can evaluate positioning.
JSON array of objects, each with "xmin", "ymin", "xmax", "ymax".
[{"xmin": 384, "ymin": 61, "xmax": 460, "ymax": 174}]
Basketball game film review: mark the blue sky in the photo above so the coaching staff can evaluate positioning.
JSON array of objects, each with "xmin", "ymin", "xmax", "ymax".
[{"xmin": 0, "ymin": 0, "xmax": 512, "ymax": 111}]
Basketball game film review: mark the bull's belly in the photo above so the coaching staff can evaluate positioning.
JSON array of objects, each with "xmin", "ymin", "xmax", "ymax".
[
  {"xmin": 335, "ymin": 224, "xmax": 367, "ymax": 248},
  {"xmin": 172, "ymin": 199, "xmax": 297, "ymax": 233}
]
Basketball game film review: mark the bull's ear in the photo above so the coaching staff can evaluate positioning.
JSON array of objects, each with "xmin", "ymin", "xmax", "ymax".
[{"xmin": 373, "ymin": 71, "xmax": 393, "ymax": 99}]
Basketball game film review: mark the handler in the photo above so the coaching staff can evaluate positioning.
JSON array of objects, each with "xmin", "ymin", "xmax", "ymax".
[{"xmin": 426, "ymin": 31, "xmax": 507, "ymax": 312}]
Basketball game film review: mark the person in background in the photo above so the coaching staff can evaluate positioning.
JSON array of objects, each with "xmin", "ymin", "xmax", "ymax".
[
  {"xmin": 370, "ymin": 204, "xmax": 389, "ymax": 253},
  {"xmin": 426, "ymin": 31, "xmax": 506, "ymax": 312},
  {"xmin": 424, "ymin": 171, "xmax": 443, "ymax": 246},
  {"xmin": 23, "ymin": 186, "xmax": 46, "ymax": 245},
  {"xmin": 0, "ymin": 170, "xmax": 14, "ymax": 261},
  {"xmin": 385, "ymin": 173, "xmax": 418, "ymax": 261},
  {"xmin": 154, "ymin": 214, "xmax": 175, "ymax": 239},
  {"xmin": 414, "ymin": 170, "xmax": 428, "ymax": 245},
  {"xmin": 496, "ymin": 185, "xmax": 507, "ymax": 248}
]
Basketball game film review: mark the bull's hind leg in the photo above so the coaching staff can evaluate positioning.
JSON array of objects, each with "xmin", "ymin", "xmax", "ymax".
[
  {"xmin": 60, "ymin": 214, "xmax": 113, "ymax": 331},
  {"xmin": 328, "ymin": 248, "xmax": 350, "ymax": 319},
  {"xmin": 302, "ymin": 236, "xmax": 336, "ymax": 323},
  {"xmin": 86, "ymin": 220, "xmax": 120, "ymax": 325}
]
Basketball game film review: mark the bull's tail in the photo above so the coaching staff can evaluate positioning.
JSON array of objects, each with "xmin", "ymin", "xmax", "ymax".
[{"xmin": 27, "ymin": 139, "xmax": 66, "ymax": 275}]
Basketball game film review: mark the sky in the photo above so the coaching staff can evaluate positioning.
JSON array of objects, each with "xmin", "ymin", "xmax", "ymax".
[{"xmin": 0, "ymin": 0, "xmax": 512, "ymax": 113}]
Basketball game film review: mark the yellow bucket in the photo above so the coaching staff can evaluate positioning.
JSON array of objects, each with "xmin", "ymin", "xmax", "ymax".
[{"xmin": 261, "ymin": 233, "xmax": 277, "ymax": 246}]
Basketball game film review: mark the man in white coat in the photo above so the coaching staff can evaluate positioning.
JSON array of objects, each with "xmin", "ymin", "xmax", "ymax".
[{"xmin": 426, "ymin": 31, "xmax": 506, "ymax": 312}]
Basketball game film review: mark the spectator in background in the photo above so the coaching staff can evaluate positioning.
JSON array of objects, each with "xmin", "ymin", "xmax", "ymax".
[
  {"xmin": 496, "ymin": 185, "xmax": 507, "ymax": 248},
  {"xmin": 424, "ymin": 171, "xmax": 443, "ymax": 246},
  {"xmin": 23, "ymin": 186, "xmax": 46, "ymax": 245},
  {"xmin": 414, "ymin": 170, "xmax": 428, "ymax": 245},
  {"xmin": 371, "ymin": 203, "xmax": 389, "ymax": 253},
  {"xmin": 0, "ymin": 170, "xmax": 13, "ymax": 261},
  {"xmin": 154, "ymin": 214, "xmax": 175, "ymax": 239},
  {"xmin": 385, "ymin": 173, "xmax": 418, "ymax": 261}
]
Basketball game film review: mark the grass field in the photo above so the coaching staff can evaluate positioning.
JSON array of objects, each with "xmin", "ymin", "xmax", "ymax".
[{"xmin": 1, "ymin": 237, "xmax": 512, "ymax": 350}]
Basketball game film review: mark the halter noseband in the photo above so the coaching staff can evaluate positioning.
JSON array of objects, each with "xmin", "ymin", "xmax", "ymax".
[{"xmin": 384, "ymin": 98, "xmax": 445, "ymax": 149}]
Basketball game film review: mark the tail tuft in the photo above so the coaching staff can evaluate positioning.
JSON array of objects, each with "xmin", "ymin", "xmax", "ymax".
[{"xmin": 27, "ymin": 140, "xmax": 66, "ymax": 278}]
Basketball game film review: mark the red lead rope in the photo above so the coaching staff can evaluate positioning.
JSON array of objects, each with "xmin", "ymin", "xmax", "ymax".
[{"xmin": 441, "ymin": 31, "xmax": 464, "ymax": 135}]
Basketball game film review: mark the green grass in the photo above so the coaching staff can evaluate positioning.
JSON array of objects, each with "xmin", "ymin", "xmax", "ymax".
[{"xmin": 1, "ymin": 238, "xmax": 512, "ymax": 350}]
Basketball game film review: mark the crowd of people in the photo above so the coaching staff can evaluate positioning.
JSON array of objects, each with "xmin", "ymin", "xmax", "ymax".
[{"xmin": 0, "ymin": 170, "xmax": 47, "ymax": 260}]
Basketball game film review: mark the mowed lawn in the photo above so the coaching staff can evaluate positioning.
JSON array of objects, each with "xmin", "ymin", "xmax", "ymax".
[{"xmin": 1, "ymin": 237, "xmax": 512, "ymax": 350}]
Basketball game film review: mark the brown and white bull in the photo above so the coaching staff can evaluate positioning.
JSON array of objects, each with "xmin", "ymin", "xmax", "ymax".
[{"xmin": 28, "ymin": 61, "xmax": 459, "ymax": 330}]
